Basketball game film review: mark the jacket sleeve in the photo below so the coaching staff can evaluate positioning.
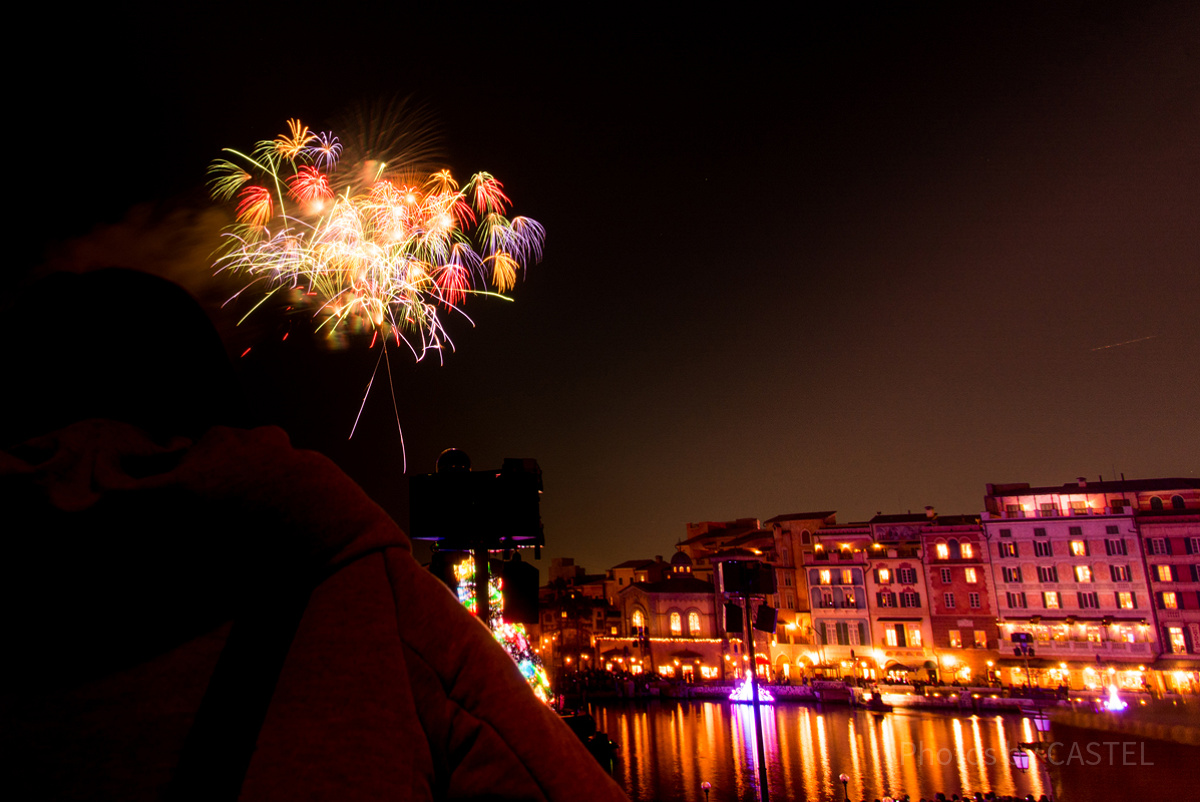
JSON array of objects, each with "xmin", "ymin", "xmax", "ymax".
[{"xmin": 383, "ymin": 549, "xmax": 630, "ymax": 801}]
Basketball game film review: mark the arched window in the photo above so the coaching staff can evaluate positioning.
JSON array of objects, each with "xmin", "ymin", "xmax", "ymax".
[
  {"xmin": 801, "ymin": 530, "xmax": 811, "ymax": 544},
  {"xmin": 632, "ymin": 609, "xmax": 644, "ymax": 630},
  {"xmin": 670, "ymin": 611, "xmax": 683, "ymax": 636},
  {"xmin": 1151, "ymin": 496, "xmax": 1164, "ymax": 512},
  {"xmin": 1172, "ymin": 495, "xmax": 1186, "ymax": 511},
  {"xmin": 961, "ymin": 542, "xmax": 974, "ymax": 559},
  {"xmin": 936, "ymin": 542, "xmax": 950, "ymax": 560},
  {"xmin": 948, "ymin": 539, "xmax": 962, "ymax": 560},
  {"xmin": 688, "ymin": 611, "xmax": 701, "ymax": 636}
]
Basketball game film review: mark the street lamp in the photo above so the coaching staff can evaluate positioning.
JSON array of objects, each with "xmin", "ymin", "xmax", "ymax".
[
  {"xmin": 839, "ymin": 773, "xmax": 850, "ymax": 800},
  {"xmin": 701, "ymin": 781, "xmax": 711, "ymax": 802},
  {"xmin": 1009, "ymin": 708, "xmax": 1055, "ymax": 801}
]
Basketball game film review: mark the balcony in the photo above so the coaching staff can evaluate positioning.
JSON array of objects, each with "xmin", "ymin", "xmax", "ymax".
[{"xmin": 1026, "ymin": 640, "xmax": 1154, "ymax": 657}]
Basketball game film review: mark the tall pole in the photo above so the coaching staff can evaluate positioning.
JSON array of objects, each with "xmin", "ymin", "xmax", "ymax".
[
  {"xmin": 473, "ymin": 546, "xmax": 490, "ymax": 625},
  {"xmin": 743, "ymin": 594, "xmax": 770, "ymax": 802}
]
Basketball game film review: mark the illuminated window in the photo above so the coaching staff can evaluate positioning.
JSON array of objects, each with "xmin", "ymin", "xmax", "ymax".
[
  {"xmin": 1074, "ymin": 565, "xmax": 1093, "ymax": 583},
  {"xmin": 1002, "ymin": 567, "xmax": 1022, "ymax": 583},
  {"xmin": 688, "ymin": 611, "xmax": 701, "ymax": 635},
  {"xmin": 885, "ymin": 628, "xmax": 899, "ymax": 647},
  {"xmin": 961, "ymin": 543, "xmax": 974, "ymax": 559},
  {"xmin": 936, "ymin": 543, "xmax": 950, "ymax": 559},
  {"xmin": 670, "ymin": 612, "xmax": 682, "ymax": 636},
  {"xmin": 1070, "ymin": 540, "xmax": 1088, "ymax": 557},
  {"xmin": 1156, "ymin": 564, "xmax": 1175, "ymax": 582},
  {"xmin": 1111, "ymin": 564, "xmax": 1132, "ymax": 582},
  {"xmin": 999, "ymin": 542, "xmax": 1018, "ymax": 558},
  {"xmin": 878, "ymin": 592, "xmax": 896, "ymax": 608},
  {"xmin": 843, "ymin": 590, "xmax": 856, "ymax": 607},
  {"xmin": 964, "ymin": 567, "xmax": 978, "ymax": 583},
  {"xmin": 1043, "ymin": 591, "xmax": 1060, "ymax": 609},
  {"xmin": 819, "ymin": 570, "xmax": 831, "ymax": 585},
  {"xmin": 974, "ymin": 630, "xmax": 987, "ymax": 648},
  {"xmin": 1117, "ymin": 592, "xmax": 1136, "ymax": 609},
  {"xmin": 1161, "ymin": 592, "xmax": 1179, "ymax": 610},
  {"xmin": 632, "ymin": 610, "xmax": 644, "ymax": 629},
  {"xmin": 841, "ymin": 569, "xmax": 854, "ymax": 585},
  {"xmin": 878, "ymin": 568, "xmax": 891, "ymax": 583},
  {"xmin": 1168, "ymin": 626, "xmax": 1187, "ymax": 654},
  {"xmin": 907, "ymin": 626, "xmax": 922, "ymax": 647},
  {"xmin": 948, "ymin": 629, "xmax": 962, "ymax": 648}
]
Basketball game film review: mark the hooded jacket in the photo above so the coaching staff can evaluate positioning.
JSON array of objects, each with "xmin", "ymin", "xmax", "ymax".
[{"xmin": 1, "ymin": 420, "xmax": 629, "ymax": 801}]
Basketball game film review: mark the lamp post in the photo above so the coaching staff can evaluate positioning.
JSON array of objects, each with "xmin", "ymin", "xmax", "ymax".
[
  {"xmin": 1009, "ymin": 708, "xmax": 1054, "ymax": 801},
  {"xmin": 701, "ymin": 781, "xmax": 711, "ymax": 802},
  {"xmin": 839, "ymin": 772, "xmax": 850, "ymax": 801}
]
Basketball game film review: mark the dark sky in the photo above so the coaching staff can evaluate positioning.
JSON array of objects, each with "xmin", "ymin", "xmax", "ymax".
[{"xmin": 14, "ymin": 2, "xmax": 1200, "ymax": 576}]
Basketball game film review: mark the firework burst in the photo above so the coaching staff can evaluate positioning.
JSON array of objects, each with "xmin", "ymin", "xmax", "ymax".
[{"xmin": 209, "ymin": 117, "xmax": 544, "ymax": 443}]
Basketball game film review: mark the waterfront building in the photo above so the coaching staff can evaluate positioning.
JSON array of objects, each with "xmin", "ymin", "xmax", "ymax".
[
  {"xmin": 532, "ymin": 558, "xmax": 615, "ymax": 680},
  {"xmin": 981, "ymin": 477, "xmax": 1200, "ymax": 692},
  {"xmin": 676, "ymin": 518, "xmax": 769, "ymax": 583},
  {"xmin": 604, "ymin": 554, "xmax": 724, "ymax": 680},
  {"xmin": 803, "ymin": 523, "xmax": 874, "ymax": 677},
  {"xmin": 603, "ymin": 557, "xmax": 670, "ymax": 606},
  {"xmin": 908, "ymin": 510, "xmax": 1001, "ymax": 684},
  {"xmin": 765, "ymin": 512, "xmax": 836, "ymax": 678},
  {"xmin": 863, "ymin": 513, "xmax": 936, "ymax": 683},
  {"xmin": 1133, "ymin": 484, "xmax": 1200, "ymax": 694}
]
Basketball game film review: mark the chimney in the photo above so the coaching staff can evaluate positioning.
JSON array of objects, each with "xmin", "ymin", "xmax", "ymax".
[
  {"xmin": 925, "ymin": 505, "xmax": 937, "ymax": 520},
  {"xmin": 1077, "ymin": 477, "xmax": 1087, "ymax": 488}
]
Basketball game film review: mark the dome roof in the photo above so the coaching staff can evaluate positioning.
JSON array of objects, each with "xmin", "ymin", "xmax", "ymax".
[{"xmin": 670, "ymin": 550, "xmax": 693, "ymax": 566}]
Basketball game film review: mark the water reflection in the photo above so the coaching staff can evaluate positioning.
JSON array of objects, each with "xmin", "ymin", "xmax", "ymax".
[{"xmin": 593, "ymin": 701, "xmax": 1051, "ymax": 802}]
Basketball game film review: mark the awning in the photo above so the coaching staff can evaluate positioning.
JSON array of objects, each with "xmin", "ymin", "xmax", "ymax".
[
  {"xmin": 884, "ymin": 661, "xmax": 913, "ymax": 672},
  {"xmin": 996, "ymin": 657, "xmax": 1057, "ymax": 668},
  {"xmin": 1151, "ymin": 659, "xmax": 1200, "ymax": 672},
  {"xmin": 670, "ymin": 649, "xmax": 705, "ymax": 661},
  {"xmin": 755, "ymin": 655, "xmax": 770, "ymax": 665},
  {"xmin": 922, "ymin": 661, "xmax": 938, "ymax": 670}
]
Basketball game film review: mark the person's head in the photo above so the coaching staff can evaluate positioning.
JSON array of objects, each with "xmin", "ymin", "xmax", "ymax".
[{"xmin": 4, "ymin": 268, "xmax": 242, "ymax": 446}]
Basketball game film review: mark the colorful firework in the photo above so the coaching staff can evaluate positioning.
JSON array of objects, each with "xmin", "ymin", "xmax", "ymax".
[
  {"xmin": 454, "ymin": 556, "xmax": 553, "ymax": 705},
  {"xmin": 209, "ymin": 118, "xmax": 545, "ymax": 437}
]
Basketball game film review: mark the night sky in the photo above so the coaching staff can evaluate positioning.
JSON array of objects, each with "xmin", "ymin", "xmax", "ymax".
[{"xmin": 13, "ymin": 3, "xmax": 1199, "ymax": 577}]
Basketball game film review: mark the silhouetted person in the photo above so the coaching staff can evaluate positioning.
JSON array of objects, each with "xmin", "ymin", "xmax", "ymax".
[{"xmin": 1, "ymin": 269, "xmax": 627, "ymax": 801}]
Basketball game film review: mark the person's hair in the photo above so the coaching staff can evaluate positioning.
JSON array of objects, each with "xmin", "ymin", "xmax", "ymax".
[{"xmin": 4, "ymin": 268, "xmax": 242, "ymax": 446}]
